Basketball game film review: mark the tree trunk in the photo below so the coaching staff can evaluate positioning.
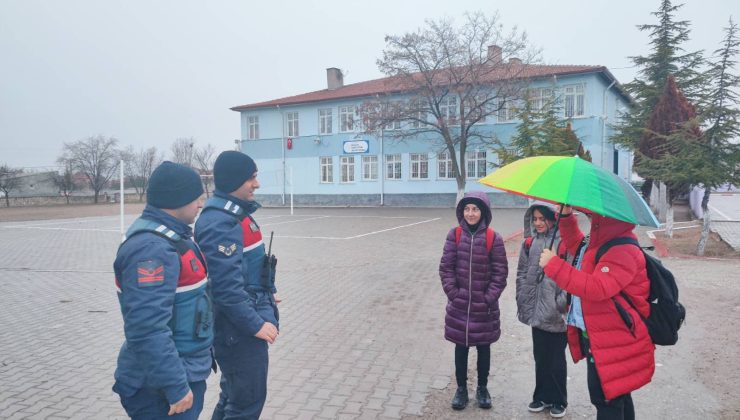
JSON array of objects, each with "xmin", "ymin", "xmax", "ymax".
[
  {"xmin": 665, "ymin": 202, "xmax": 674, "ymax": 238},
  {"xmin": 697, "ymin": 188, "xmax": 711, "ymax": 256},
  {"xmin": 65, "ymin": 194, "xmax": 70, "ymax": 205},
  {"xmin": 658, "ymin": 182, "xmax": 668, "ymax": 222},
  {"xmin": 94, "ymin": 191, "xmax": 99, "ymax": 204},
  {"xmin": 455, "ymin": 177, "xmax": 466, "ymax": 204},
  {"xmin": 4, "ymin": 194, "xmax": 9, "ymax": 207},
  {"xmin": 138, "ymin": 192, "xmax": 145, "ymax": 202}
]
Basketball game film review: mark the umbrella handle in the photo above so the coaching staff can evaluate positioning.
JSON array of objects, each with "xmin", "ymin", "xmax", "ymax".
[{"xmin": 536, "ymin": 204, "xmax": 566, "ymax": 283}]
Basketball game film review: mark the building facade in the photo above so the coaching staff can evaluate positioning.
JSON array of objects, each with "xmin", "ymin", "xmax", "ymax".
[{"xmin": 232, "ymin": 56, "xmax": 631, "ymax": 207}]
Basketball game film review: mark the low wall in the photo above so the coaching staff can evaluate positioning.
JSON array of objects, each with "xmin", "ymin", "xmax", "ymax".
[{"xmin": 255, "ymin": 193, "xmax": 527, "ymax": 208}]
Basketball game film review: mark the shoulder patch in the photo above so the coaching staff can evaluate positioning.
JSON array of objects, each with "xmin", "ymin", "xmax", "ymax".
[
  {"xmin": 601, "ymin": 266, "xmax": 610, "ymax": 273},
  {"xmin": 137, "ymin": 260, "xmax": 165, "ymax": 287},
  {"xmin": 218, "ymin": 243, "xmax": 238, "ymax": 256}
]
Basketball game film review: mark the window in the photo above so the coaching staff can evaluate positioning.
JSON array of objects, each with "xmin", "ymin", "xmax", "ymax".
[
  {"xmin": 529, "ymin": 88, "xmax": 553, "ymax": 113},
  {"xmin": 319, "ymin": 108, "xmax": 333, "ymax": 135},
  {"xmin": 286, "ymin": 112, "xmax": 299, "ymax": 137},
  {"xmin": 247, "ymin": 116, "xmax": 259, "ymax": 140},
  {"xmin": 362, "ymin": 155, "xmax": 378, "ymax": 181},
  {"xmin": 339, "ymin": 106, "xmax": 355, "ymax": 132},
  {"xmin": 497, "ymin": 98, "xmax": 517, "ymax": 122},
  {"xmin": 410, "ymin": 153, "xmax": 429, "ymax": 179},
  {"xmin": 320, "ymin": 156, "xmax": 333, "ymax": 183},
  {"xmin": 564, "ymin": 84, "xmax": 585, "ymax": 118},
  {"xmin": 440, "ymin": 96, "xmax": 458, "ymax": 124},
  {"xmin": 340, "ymin": 156, "xmax": 355, "ymax": 183},
  {"xmin": 410, "ymin": 100, "xmax": 426, "ymax": 129},
  {"xmin": 438, "ymin": 151, "xmax": 454, "ymax": 179},
  {"xmin": 466, "ymin": 150, "xmax": 487, "ymax": 179},
  {"xmin": 464, "ymin": 96, "xmax": 485, "ymax": 124},
  {"xmin": 383, "ymin": 102, "xmax": 401, "ymax": 130},
  {"xmin": 385, "ymin": 154, "xmax": 402, "ymax": 180}
]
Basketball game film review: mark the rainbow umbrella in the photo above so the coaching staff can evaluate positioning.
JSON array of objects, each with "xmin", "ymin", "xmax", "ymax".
[{"xmin": 478, "ymin": 155, "xmax": 660, "ymax": 227}]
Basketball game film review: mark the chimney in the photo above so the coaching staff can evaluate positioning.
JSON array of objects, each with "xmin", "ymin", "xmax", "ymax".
[
  {"xmin": 487, "ymin": 45, "xmax": 502, "ymax": 64},
  {"xmin": 327, "ymin": 68, "xmax": 344, "ymax": 90},
  {"xmin": 509, "ymin": 57, "xmax": 522, "ymax": 65}
]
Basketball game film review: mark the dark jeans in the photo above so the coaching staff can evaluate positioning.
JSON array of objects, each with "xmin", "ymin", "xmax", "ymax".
[
  {"xmin": 212, "ymin": 335, "xmax": 269, "ymax": 420},
  {"xmin": 454, "ymin": 344, "xmax": 490, "ymax": 388},
  {"xmin": 587, "ymin": 356, "xmax": 635, "ymax": 420},
  {"xmin": 532, "ymin": 327, "xmax": 568, "ymax": 407},
  {"xmin": 117, "ymin": 380, "xmax": 206, "ymax": 420}
]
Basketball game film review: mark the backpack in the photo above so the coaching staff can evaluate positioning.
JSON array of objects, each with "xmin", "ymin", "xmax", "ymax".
[
  {"xmin": 596, "ymin": 237, "xmax": 686, "ymax": 346},
  {"xmin": 524, "ymin": 235, "xmax": 568, "ymax": 257},
  {"xmin": 455, "ymin": 226, "xmax": 494, "ymax": 253}
]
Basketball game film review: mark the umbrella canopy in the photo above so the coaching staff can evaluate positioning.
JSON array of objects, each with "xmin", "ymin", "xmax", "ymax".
[{"xmin": 479, "ymin": 155, "xmax": 660, "ymax": 228}]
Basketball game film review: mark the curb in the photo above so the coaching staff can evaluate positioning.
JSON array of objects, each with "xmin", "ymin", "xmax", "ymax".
[{"xmin": 504, "ymin": 228, "xmax": 524, "ymax": 242}]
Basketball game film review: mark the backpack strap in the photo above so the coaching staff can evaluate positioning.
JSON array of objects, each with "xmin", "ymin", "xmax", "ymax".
[
  {"xmin": 595, "ymin": 237, "xmax": 641, "ymax": 264},
  {"xmin": 455, "ymin": 226, "xmax": 494, "ymax": 253}
]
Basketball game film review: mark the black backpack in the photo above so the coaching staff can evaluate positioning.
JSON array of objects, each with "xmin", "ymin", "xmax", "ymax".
[{"xmin": 596, "ymin": 237, "xmax": 686, "ymax": 346}]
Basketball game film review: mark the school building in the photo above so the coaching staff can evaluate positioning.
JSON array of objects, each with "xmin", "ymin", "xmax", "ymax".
[{"xmin": 231, "ymin": 47, "xmax": 632, "ymax": 207}]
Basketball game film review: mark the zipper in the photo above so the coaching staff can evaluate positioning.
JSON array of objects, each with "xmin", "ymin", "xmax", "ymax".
[{"xmin": 465, "ymin": 229, "xmax": 477, "ymax": 347}]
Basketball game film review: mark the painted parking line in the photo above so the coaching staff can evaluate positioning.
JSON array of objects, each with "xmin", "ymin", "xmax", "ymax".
[
  {"xmin": 275, "ymin": 217, "xmax": 442, "ymax": 240},
  {"xmin": 709, "ymin": 204, "xmax": 734, "ymax": 221}
]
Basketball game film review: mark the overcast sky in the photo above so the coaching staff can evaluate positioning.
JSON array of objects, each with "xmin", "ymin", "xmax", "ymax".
[{"xmin": 1, "ymin": 0, "xmax": 738, "ymax": 170}]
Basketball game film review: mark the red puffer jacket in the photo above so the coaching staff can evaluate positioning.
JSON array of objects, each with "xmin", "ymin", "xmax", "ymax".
[{"xmin": 543, "ymin": 213, "xmax": 655, "ymax": 400}]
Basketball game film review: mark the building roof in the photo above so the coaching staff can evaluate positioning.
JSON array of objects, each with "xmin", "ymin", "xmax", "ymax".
[{"xmin": 231, "ymin": 64, "xmax": 628, "ymax": 111}]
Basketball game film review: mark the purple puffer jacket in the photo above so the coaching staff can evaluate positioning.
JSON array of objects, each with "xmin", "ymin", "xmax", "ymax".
[{"xmin": 439, "ymin": 191, "xmax": 509, "ymax": 346}]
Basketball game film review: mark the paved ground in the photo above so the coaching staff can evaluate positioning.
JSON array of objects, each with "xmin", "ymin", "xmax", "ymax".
[{"xmin": 0, "ymin": 205, "xmax": 739, "ymax": 419}]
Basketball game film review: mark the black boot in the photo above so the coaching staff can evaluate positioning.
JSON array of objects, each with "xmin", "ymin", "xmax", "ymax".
[
  {"xmin": 476, "ymin": 386, "xmax": 492, "ymax": 409},
  {"xmin": 451, "ymin": 386, "xmax": 468, "ymax": 410}
]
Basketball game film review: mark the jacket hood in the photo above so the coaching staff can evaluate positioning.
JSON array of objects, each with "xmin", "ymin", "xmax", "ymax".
[
  {"xmin": 588, "ymin": 213, "xmax": 637, "ymax": 248},
  {"xmin": 456, "ymin": 191, "xmax": 492, "ymax": 228},
  {"xmin": 523, "ymin": 203, "xmax": 558, "ymax": 239}
]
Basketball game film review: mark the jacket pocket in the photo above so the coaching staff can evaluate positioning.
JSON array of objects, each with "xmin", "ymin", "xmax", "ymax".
[{"xmin": 613, "ymin": 298, "xmax": 636, "ymax": 337}]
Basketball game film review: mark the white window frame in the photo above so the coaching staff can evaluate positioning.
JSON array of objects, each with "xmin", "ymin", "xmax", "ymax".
[
  {"xmin": 440, "ymin": 96, "xmax": 458, "ymax": 125},
  {"xmin": 466, "ymin": 150, "xmax": 487, "ymax": 179},
  {"xmin": 318, "ymin": 108, "xmax": 333, "ymax": 135},
  {"xmin": 529, "ymin": 88, "xmax": 554, "ymax": 113},
  {"xmin": 383, "ymin": 102, "xmax": 402, "ymax": 130},
  {"xmin": 438, "ymin": 151, "xmax": 454, "ymax": 179},
  {"xmin": 564, "ymin": 84, "xmax": 585, "ymax": 118},
  {"xmin": 339, "ymin": 106, "xmax": 355, "ymax": 132},
  {"xmin": 497, "ymin": 98, "xmax": 517, "ymax": 123},
  {"xmin": 409, "ymin": 153, "xmax": 429, "ymax": 180},
  {"xmin": 410, "ymin": 100, "xmax": 426, "ymax": 129},
  {"xmin": 385, "ymin": 153, "xmax": 402, "ymax": 180},
  {"xmin": 247, "ymin": 116, "xmax": 259, "ymax": 140},
  {"xmin": 340, "ymin": 156, "xmax": 355, "ymax": 183},
  {"xmin": 362, "ymin": 155, "xmax": 378, "ymax": 181},
  {"xmin": 286, "ymin": 112, "xmax": 299, "ymax": 137},
  {"xmin": 320, "ymin": 156, "xmax": 333, "ymax": 183}
]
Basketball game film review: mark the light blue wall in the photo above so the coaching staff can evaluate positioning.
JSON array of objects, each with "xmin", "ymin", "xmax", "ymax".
[{"xmin": 237, "ymin": 71, "xmax": 632, "ymax": 198}]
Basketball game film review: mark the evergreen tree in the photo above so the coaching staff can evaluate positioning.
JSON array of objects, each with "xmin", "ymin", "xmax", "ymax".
[
  {"xmin": 696, "ymin": 18, "xmax": 740, "ymax": 255},
  {"xmin": 635, "ymin": 75, "xmax": 703, "ymax": 237},
  {"xmin": 612, "ymin": 0, "xmax": 706, "ymax": 198}
]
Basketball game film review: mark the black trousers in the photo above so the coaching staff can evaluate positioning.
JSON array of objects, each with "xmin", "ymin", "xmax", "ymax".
[
  {"xmin": 587, "ymin": 356, "xmax": 635, "ymax": 420},
  {"xmin": 531, "ymin": 327, "xmax": 568, "ymax": 407},
  {"xmin": 454, "ymin": 344, "xmax": 490, "ymax": 388}
]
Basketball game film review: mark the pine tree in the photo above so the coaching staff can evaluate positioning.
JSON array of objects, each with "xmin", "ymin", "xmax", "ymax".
[
  {"xmin": 635, "ymin": 75, "xmax": 703, "ymax": 237},
  {"xmin": 696, "ymin": 18, "xmax": 740, "ymax": 255},
  {"xmin": 612, "ymin": 0, "xmax": 706, "ymax": 198}
]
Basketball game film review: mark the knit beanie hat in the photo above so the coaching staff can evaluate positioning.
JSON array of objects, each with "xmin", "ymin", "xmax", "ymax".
[
  {"xmin": 213, "ymin": 151, "xmax": 257, "ymax": 193},
  {"xmin": 146, "ymin": 161, "xmax": 204, "ymax": 209}
]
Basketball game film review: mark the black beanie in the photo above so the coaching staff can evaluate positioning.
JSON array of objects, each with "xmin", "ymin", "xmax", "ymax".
[
  {"xmin": 147, "ymin": 161, "xmax": 204, "ymax": 209},
  {"xmin": 213, "ymin": 151, "xmax": 257, "ymax": 193}
]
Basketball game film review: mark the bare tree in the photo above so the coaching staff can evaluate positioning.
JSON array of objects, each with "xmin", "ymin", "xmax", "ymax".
[
  {"xmin": 361, "ymin": 11, "xmax": 537, "ymax": 201},
  {"xmin": 60, "ymin": 135, "xmax": 120, "ymax": 203},
  {"xmin": 122, "ymin": 146, "xmax": 164, "ymax": 202},
  {"xmin": 193, "ymin": 143, "xmax": 217, "ymax": 197},
  {"xmin": 52, "ymin": 159, "xmax": 77, "ymax": 204},
  {"xmin": 170, "ymin": 137, "xmax": 196, "ymax": 167},
  {"xmin": 0, "ymin": 164, "xmax": 23, "ymax": 207}
]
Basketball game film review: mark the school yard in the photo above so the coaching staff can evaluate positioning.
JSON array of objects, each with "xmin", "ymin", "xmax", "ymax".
[{"xmin": 0, "ymin": 203, "xmax": 738, "ymax": 419}]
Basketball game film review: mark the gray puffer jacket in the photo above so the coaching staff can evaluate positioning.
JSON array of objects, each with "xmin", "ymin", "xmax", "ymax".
[{"xmin": 515, "ymin": 205, "xmax": 568, "ymax": 333}]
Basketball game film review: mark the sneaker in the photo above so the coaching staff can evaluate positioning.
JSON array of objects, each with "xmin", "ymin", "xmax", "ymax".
[
  {"xmin": 475, "ymin": 386, "xmax": 492, "ymax": 409},
  {"xmin": 528, "ymin": 401, "xmax": 551, "ymax": 412},
  {"xmin": 549, "ymin": 404, "xmax": 567, "ymax": 418},
  {"xmin": 451, "ymin": 386, "xmax": 468, "ymax": 410}
]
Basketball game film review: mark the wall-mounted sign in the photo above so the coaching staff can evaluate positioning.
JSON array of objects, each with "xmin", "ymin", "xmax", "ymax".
[{"xmin": 343, "ymin": 140, "xmax": 369, "ymax": 154}]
